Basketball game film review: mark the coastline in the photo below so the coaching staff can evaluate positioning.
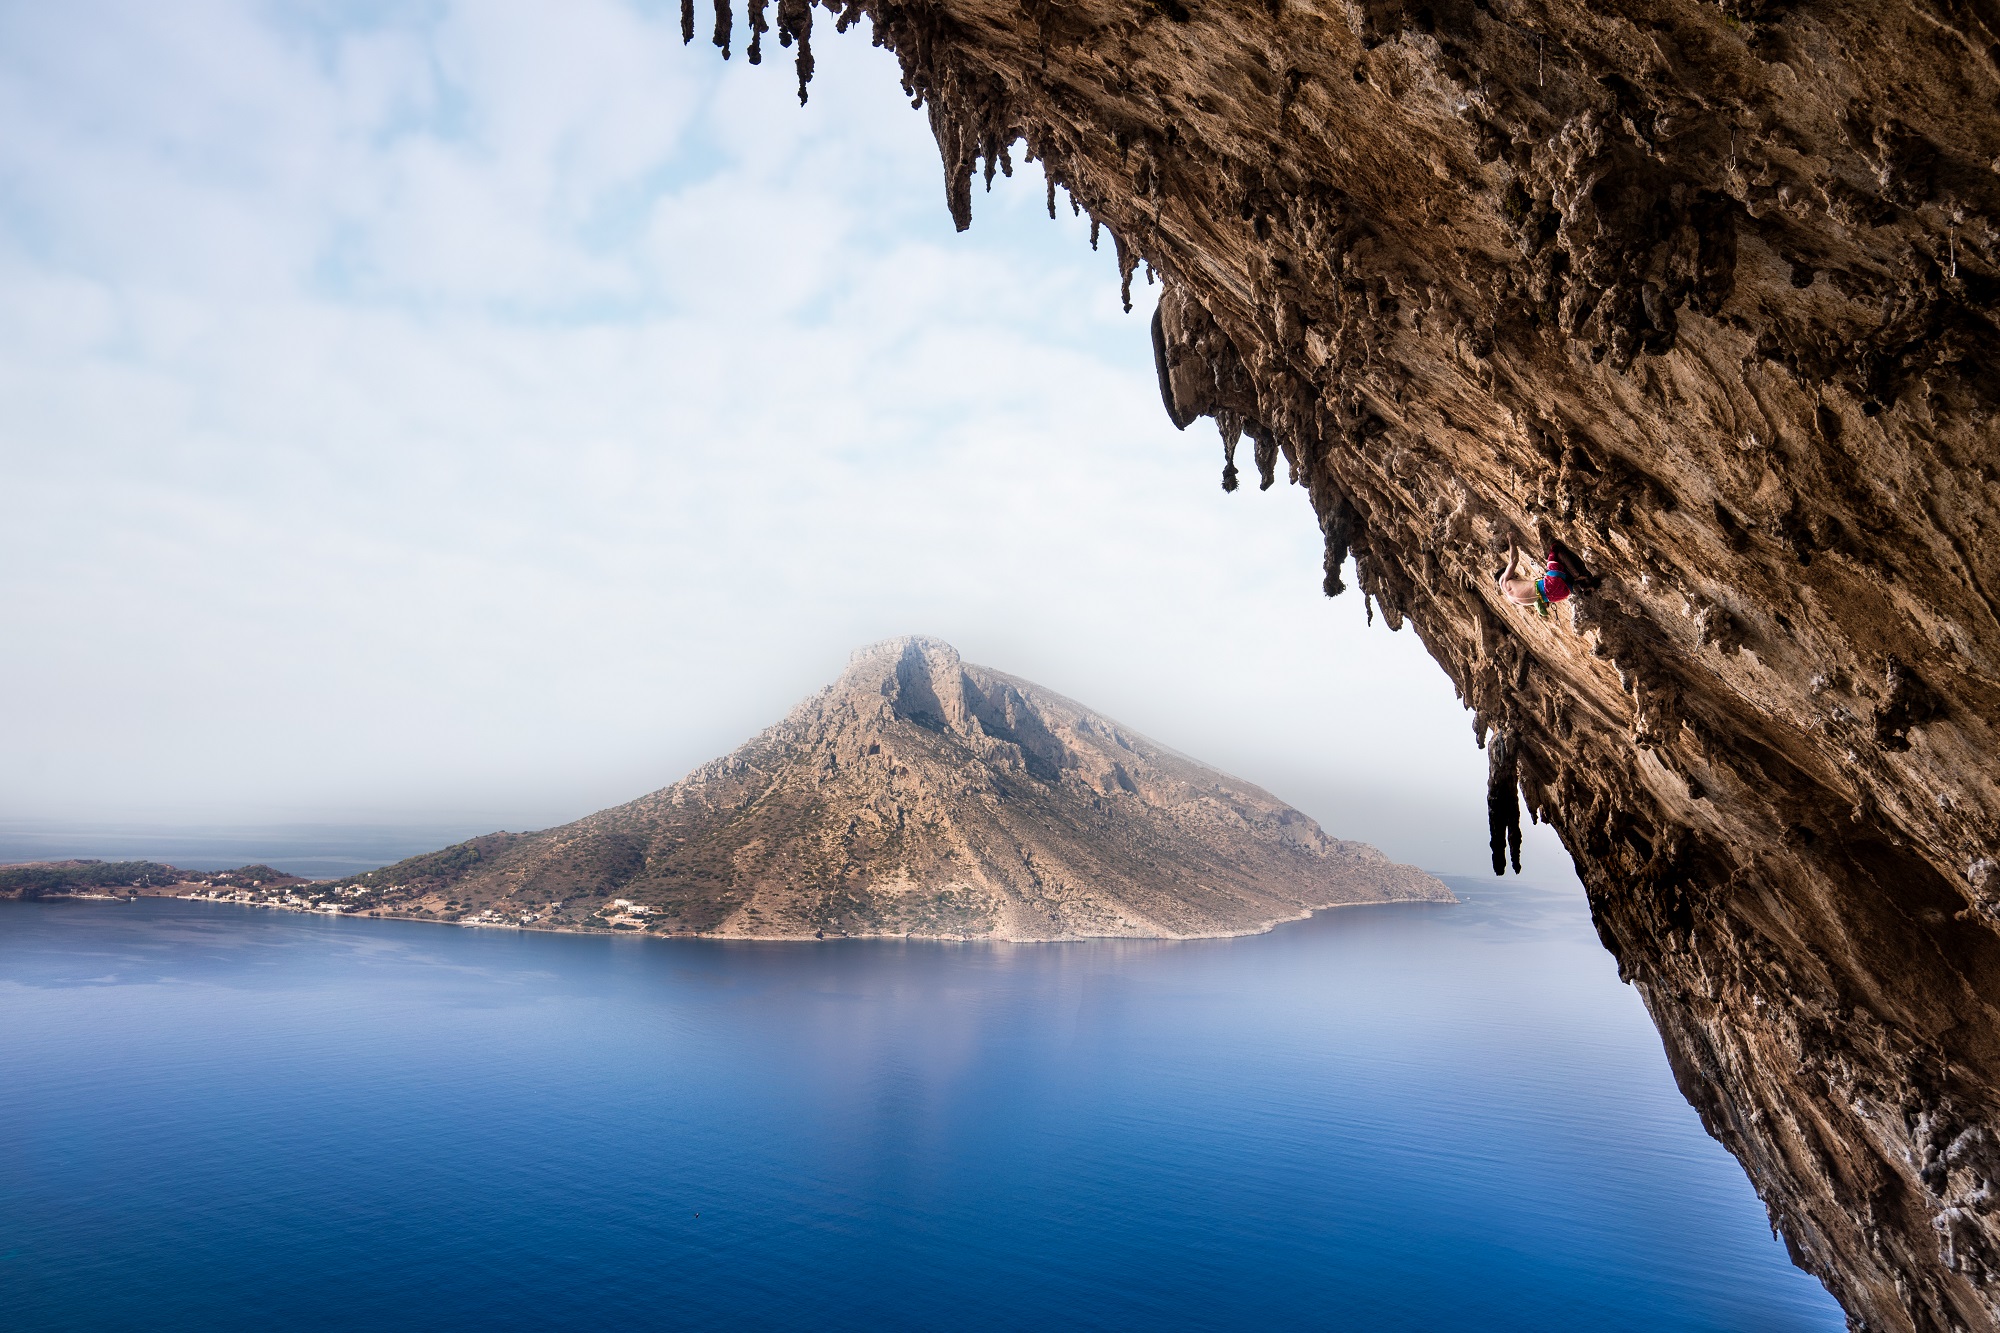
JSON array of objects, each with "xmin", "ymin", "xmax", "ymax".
[{"xmin": 15, "ymin": 886, "xmax": 1456, "ymax": 945}]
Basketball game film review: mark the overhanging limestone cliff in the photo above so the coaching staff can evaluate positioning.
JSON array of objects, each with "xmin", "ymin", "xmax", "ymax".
[{"xmin": 691, "ymin": 1, "xmax": 2000, "ymax": 1327}]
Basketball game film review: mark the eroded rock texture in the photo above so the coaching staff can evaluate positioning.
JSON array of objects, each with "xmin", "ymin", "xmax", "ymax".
[{"xmin": 694, "ymin": 0, "xmax": 2000, "ymax": 1325}]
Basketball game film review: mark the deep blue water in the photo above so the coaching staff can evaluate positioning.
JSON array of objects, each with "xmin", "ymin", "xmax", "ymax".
[{"xmin": 1, "ymin": 880, "xmax": 1844, "ymax": 1331}]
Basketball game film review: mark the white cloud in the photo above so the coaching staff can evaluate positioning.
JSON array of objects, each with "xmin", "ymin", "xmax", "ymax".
[{"xmin": 0, "ymin": 0, "xmax": 1572, "ymax": 880}]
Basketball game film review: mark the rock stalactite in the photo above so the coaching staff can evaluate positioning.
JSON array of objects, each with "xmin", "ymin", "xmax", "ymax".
[
  {"xmin": 692, "ymin": 2, "xmax": 2000, "ymax": 1327},
  {"xmin": 1487, "ymin": 727, "xmax": 1523, "ymax": 876}
]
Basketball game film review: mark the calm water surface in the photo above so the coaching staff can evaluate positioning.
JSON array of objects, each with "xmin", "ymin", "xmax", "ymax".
[{"xmin": 1, "ymin": 879, "xmax": 1843, "ymax": 1331}]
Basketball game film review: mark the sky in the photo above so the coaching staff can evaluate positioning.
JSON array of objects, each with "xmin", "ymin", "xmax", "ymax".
[{"xmin": 0, "ymin": 0, "xmax": 1574, "ymax": 880}]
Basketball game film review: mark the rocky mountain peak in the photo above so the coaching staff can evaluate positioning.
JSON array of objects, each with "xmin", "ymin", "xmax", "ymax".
[
  {"xmin": 339, "ymin": 640, "xmax": 1452, "ymax": 944},
  {"xmin": 866, "ymin": 634, "xmax": 977, "ymax": 734}
]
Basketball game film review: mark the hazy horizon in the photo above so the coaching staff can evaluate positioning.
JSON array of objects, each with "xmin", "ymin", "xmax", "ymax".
[{"xmin": 2, "ymin": 0, "xmax": 1575, "ymax": 884}]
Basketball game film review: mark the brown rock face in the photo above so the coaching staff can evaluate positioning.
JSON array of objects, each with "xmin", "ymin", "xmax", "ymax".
[
  {"xmin": 351, "ymin": 637, "xmax": 1451, "ymax": 939},
  {"xmin": 687, "ymin": 0, "xmax": 2000, "ymax": 1327}
]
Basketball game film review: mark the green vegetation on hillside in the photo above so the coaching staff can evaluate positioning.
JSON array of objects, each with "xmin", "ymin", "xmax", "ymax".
[
  {"xmin": 326, "ymin": 833, "xmax": 530, "ymax": 895},
  {"xmin": 0, "ymin": 860, "xmax": 181, "ymax": 897},
  {"xmin": 0, "ymin": 861, "xmax": 312, "ymax": 899}
]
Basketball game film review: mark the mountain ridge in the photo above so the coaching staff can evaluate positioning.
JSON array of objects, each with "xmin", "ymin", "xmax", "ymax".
[{"xmin": 328, "ymin": 637, "xmax": 1452, "ymax": 940}]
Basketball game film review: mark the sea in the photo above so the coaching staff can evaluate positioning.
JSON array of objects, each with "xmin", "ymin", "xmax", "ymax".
[{"xmin": 0, "ymin": 858, "xmax": 1846, "ymax": 1331}]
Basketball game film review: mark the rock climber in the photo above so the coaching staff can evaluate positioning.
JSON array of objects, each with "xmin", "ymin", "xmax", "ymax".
[{"xmin": 1496, "ymin": 545, "xmax": 1578, "ymax": 612}]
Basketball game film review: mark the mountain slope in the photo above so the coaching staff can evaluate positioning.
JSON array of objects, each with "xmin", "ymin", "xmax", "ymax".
[{"xmin": 340, "ymin": 637, "xmax": 1451, "ymax": 939}]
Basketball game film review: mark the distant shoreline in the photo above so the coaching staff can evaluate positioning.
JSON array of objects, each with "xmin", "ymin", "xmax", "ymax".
[{"xmin": 16, "ymin": 886, "xmax": 1454, "ymax": 945}]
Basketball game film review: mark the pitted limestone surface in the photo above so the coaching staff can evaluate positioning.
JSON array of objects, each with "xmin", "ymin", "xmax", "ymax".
[{"xmin": 691, "ymin": 2, "xmax": 1999, "ymax": 1328}]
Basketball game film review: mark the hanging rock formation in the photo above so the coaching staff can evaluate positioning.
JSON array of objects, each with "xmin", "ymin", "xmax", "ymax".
[{"xmin": 691, "ymin": 1, "xmax": 2000, "ymax": 1328}]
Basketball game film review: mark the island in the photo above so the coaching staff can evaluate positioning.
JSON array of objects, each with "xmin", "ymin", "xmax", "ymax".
[{"xmin": 4, "ymin": 638, "xmax": 1453, "ymax": 942}]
